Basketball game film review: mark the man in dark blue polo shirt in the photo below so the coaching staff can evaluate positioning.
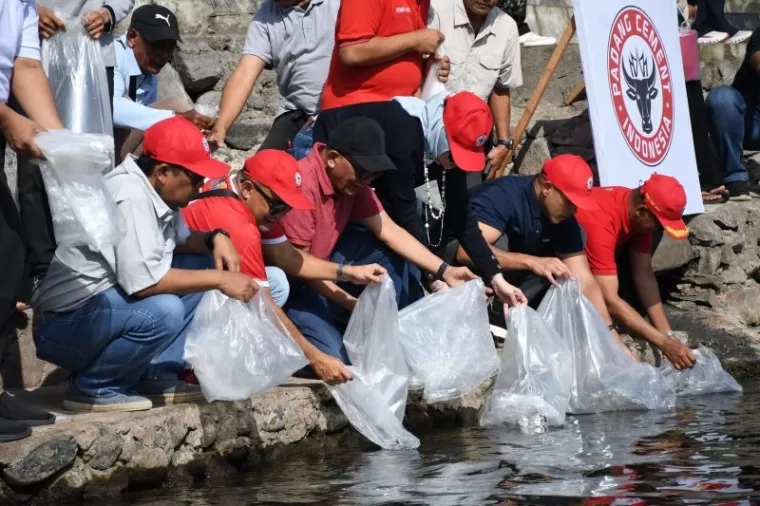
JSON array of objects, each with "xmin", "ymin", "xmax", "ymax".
[{"xmin": 443, "ymin": 155, "xmax": 616, "ymax": 329}]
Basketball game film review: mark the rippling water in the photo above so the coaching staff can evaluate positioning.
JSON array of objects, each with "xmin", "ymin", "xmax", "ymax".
[{"xmin": 125, "ymin": 382, "xmax": 760, "ymax": 506}]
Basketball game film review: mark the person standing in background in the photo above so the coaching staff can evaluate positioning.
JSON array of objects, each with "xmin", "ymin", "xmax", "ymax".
[{"xmin": 497, "ymin": 0, "xmax": 555, "ymax": 47}]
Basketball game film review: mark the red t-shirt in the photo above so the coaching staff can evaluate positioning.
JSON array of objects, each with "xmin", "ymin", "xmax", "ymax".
[
  {"xmin": 181, "ymin": 176, "xmax": 287, "ymax": 282},
  {"xmin": 279, "ymin": 144, "xmax": 384, "ymax": 259},
  {"xmin": 575, "ymin": 187, "xmax": 653, "ymax": 276},
  {"xmin": 320, "ymin": 0, "xmax": 430, "ymax": 110}
]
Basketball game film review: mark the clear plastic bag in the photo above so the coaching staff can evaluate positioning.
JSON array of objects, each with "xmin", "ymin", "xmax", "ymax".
[
  {"xmin": 35, "ymin": 130, "xmax": 123, "ymax": 250},
  {"xmin": 42, "ymin": 16, "xmax": 113, "ymax": 136},
  {"xmin": 662, "ymin": 347, "xmax": 743, "ymax": 396},
  {"xmin": 421, "ymin": 45, "xmax": 448, "ymax": 101},
  {"xmin": 329, "ymin": 368, "xmax": 420, "ymax": 451},
  {"xmin": 537, "ymin": 280, "xmax": 676, "ymax": 413},
  {"xmin": 399, "ymin": 279, "xmax": 499, "ymax": 403},
  {"xmin": 480, "ymin": 305, "xmax": 573, "ymax": 429},
  {"xmin": 184, "ymin": 290, "xmax": 308, "ymax": 402},
  {"xmin": 343, "ymin": 276, "xmax": 410, "ymax": 421}
]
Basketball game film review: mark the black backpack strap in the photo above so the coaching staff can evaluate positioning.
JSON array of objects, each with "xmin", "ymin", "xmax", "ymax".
[{"xmin": 191, "ymin": 188, "xmax": 239, "ymax": 201}]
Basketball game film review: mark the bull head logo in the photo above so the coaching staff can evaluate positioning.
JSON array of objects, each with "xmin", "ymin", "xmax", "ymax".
[{"xmin": 622, "ymin": 51, "xmax": 658, "ymax": 134}]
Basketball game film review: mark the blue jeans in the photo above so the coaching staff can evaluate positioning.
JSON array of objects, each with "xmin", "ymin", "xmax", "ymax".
[
  {"xmin": 284, "ymin": 224, "xmax": 422, "ymax": 363},
  {"xmin": 706, "ymin": 86, "xmax": 760, "ymax": 184},
  {"xmin": 288, "ymin": 121, "xmax": 315, "ymax": 161},
  {"xmin": 34, "ymin": 254, "xmax": 212, "ymax": 397},
  {"xmin": 265, "ymin": 266, "xmax": 289, "ymax": 307}
]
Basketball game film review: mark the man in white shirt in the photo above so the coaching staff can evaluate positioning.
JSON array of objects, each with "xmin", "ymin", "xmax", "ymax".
[
  {"xmin": 0, "ymin": 0, "xmax": 63, "ymax": 443},
  {"xmin": 113, "ymin": 4, "xmax": 213, "ymax": 163}
]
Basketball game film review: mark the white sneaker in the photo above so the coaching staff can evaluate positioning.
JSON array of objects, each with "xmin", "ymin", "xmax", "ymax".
[
  {"xmin": 698, "ymin": 31, "xmax": 729, "ymax": 44},
  {"xmin": 519, "ymin": 32, "xmax": 557, "ymax": 47},
  {"xmin": 726, "ymin": 30, "xmax": 752, "ymax": 44}
]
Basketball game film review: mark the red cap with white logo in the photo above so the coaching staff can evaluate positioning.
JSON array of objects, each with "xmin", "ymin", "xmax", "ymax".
[
  {"xmin": 641, "ymin": 173, "xmax": 689, "ymax": 239},
  {"xmin": 243, "ymin": 150, "xmax": 314, "ymax": 210},
  {"xmin": 142, "ymin": 116, "xmax": 229, "ymax": 179},
  {"xmin": 442, "ymin": 91, "xmax": 494, "ymax": 172},
  {"xmin": 541, "ymin": 154, "xmax": 600, "ymax": 211}
]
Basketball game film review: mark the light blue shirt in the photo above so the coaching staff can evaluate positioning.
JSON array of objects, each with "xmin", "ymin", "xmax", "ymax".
[
  {"xmin": 0, "ymin": 0, "xmax": 41, "ymax": 104},
  {"xmin": 113, "ymin": 35, "xmax": 173, "ymax": 130},
  {"xmin": 393, "ymin": 93, "xmax": 451, "ymax": 160}
]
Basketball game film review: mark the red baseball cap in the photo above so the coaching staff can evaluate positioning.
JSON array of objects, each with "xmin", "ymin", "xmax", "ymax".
[
  {"xmin": 640, "ymin": 173, "xmax": 689, "ymax": 239},
  {"xmin": 541, "ymin": 155, "xmax": 600, "ymax": 211},
  {"xmin": 243, "ymin": 150, "xmax": 314, "ymax": 210},
  {"xmin": 442, "ymin": 91, "xmax": 494, "ymax": 172},
  {"xmin": 142, "ymin": 116, "xmax": 229, "ymax": 179}
]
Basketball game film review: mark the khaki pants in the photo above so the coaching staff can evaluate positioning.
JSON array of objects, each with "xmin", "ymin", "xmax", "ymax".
[{"xmin": 114, "ymin": 97, "xmax": 192, "ymax": 164}]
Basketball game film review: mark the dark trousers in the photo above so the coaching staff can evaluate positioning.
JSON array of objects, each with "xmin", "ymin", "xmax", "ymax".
[
  {"xmin": 691, "ymin": 0, "xmax": 738, "ymax": 37},
  {"xmin": 258, "ymin": 109, "xmax": 309, "ymax": 152},
  {"xmin": 0, "ymin": 139, "xmax": 26, "ymax": 329},
  {"xmin": 686, "ymin": 80, "xmax": 724, "ymax": 189}
]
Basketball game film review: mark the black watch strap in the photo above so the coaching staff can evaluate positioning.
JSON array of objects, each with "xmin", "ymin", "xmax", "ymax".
[
  {"xmin": 434, "ymin": 262, "xmax": 449, "ymax": 281},
  {"xmin": 205, "ymin": 229, "xmax": 229, "ymax": 251},
  {"xmin": 608, "ymin": 322, "xmax": 620, "ymax": 333},
  {"xmin": 497, "ymin": 138, "xmax": 514, "ymax": 149}
]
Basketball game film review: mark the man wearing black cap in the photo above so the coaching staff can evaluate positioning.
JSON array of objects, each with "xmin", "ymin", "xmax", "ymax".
[
  {"xmin": 113, "ymin": 4, "xmax": 214, "ymax": 163},
  {"xmin": 280, "ymin": 117, "xmax": 478, "ymax": 364}
]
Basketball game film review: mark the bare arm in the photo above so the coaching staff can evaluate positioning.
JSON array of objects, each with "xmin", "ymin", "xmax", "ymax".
[
  {"xmin": 11, "ymin": 57, "xmax": 62, "ymax": 130},
  {"xmin": 489, "ymin": 87, "xmax": 511, "ymax": 140},
  {"xmin": 290, "ymin": 244, "xmax": 358, "ymax": 310},
  {"xmin": 264, "ymin": 241, "xmax": 340, "ymax": 280},
  {"xmin": 629, "ymin": 251, "xmax": 670, "ymax": 333},
  {"xmin": 339, "ymin": 32, "xmax": 421, "ymax": 67},
  {"xmin": 134, "ymin": 268, "xmax": 225, "ymax": 298},
  {"xmin": 364, "ymin": 211, "xmax": 445, "ymax": 274},
  {"xmin": 215, "ymin": 55, "xmax": 266, "ymax": 133}
]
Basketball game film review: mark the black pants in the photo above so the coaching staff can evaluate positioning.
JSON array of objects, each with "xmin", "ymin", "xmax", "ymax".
[
  {"xmin": 691, "ymin": 0, "xmax": 738, "ymax": 37},
  {"xmin": 0, "ymin": 139, "xmax": 26, "ymax": 329},
  {"xmin": 257, "ymin": 109, "xmax": 309, "ymax": 152},
  {"xmin": 686, "ymin": 80, "xmax": 723, "ymax": 189}
]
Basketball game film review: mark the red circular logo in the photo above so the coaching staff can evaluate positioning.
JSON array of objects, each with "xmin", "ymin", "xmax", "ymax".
[{"xmin": 607, "ymin": 6, "xmax": 674, "ymax": 166}]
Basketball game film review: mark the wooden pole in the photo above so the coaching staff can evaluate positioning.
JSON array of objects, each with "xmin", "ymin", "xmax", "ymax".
[
  {"xmin": 564, "ymin": 80, "xmax": 586, "ymax": 106},
  {"xmin": 489, "ymin": 16, "xmax": 577, "ymax": 179}
]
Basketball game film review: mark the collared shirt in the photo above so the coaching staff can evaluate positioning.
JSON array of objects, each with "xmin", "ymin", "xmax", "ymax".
[
  {"xmin": 181, "ymin": 173, "xmax": 287, "ymax": 282},
  {"xmin": 34, "ymin": 156, "xmax": 190, "ymax": 313},
  {"xmin": 320, "ymin": 0, "xmax": 431, "ymax": 110},
  {"xmin": 243, "ymin": 0, "xmax": 339, "ymax": 117},
  {"xmin": 469, "ymin": 175, "xmax": 584, "ymax": 257},
  {"xmin": 113, "ymin": 35, "xmax": 174, "ymax": 130},
  {"xmin": 0, "ymin": 0, "xmax": 41, "ymax": 104},
  {"xmin": 279, "ymin": 144, "xmax": 383, "ymax": 259},
  {"xmin": 575, "ymin": 187, "xmax": 653, "ymax": 276},
  {"xmin": 428, "ymin": 0, "xmax": 522, "ymax": 102}
]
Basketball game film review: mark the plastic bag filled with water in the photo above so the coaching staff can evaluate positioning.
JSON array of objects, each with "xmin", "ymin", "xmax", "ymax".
[
  {"xmin": 662, "ymin": 347, "xmax": 742, "ymax": 396},
  {"xmin": 480, "ymin": 305, "xmax": 573, "ymax": 429},
  {"xmin": 42, "ymin": 16, "xmax": 113, "ymax": 136},
  {"xmin": 184, "ymin": 289, "xmax": 308, "ymax": 402},
  {"xmin": 35, "ymin": 130, "xmax": 122, "ymax": 251},
  {"xmin": 538, "ymin": 280, "xmax": 676, "ymax": 413},
  {"xmin": 399, "ymin": 279, "xmax": 499, "ymax": 403}
]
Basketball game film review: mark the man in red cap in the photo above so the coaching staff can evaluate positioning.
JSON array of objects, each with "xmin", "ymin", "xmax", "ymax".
[
  {"xmin": 181, "ymin": 149, "xmax": 388, "ymax": 384},
  {"xmin": 33, "ymin": 117, "xmax": 258, "ymax": 413},
  {"xmin": 575, "ymin": 174, "xmax": 697, "ymax": 370},
  {"xmin": 310, "ymin": 91, "xmax": 526, "ymax": 304}
]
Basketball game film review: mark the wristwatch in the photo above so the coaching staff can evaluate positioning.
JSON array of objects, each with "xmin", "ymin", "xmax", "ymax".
[
  {"xmin": 204, "ymin": 229, "xmax": 230, "ymax": 251},
  {"xmin": 433, "ymin": 261, "xmax": 449, "ymax": 281},
  {"xmin": 496, "ymin": 138, "xmax": 514, "ymax": 150},
  {"xmin": 608, "ymin": 322, "xmax": 620, "ymax": 333}
]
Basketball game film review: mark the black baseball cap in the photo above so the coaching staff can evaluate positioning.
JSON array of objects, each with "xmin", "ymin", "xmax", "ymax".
[
  {"xmin": 130, "ymin": 5, "xmax": 182, "ymax": 42},
  {"xmin": 326, "ymin": 117, "xmax": 397, "ymax": 174}
]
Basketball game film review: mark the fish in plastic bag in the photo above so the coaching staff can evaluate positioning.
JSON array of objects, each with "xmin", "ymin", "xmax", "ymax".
[
  {"xmin": 35, "ymin": 130, "xmax": 124, "ymax": 251},
  {"xmin": 330, "ymin": 277, "xmax": 419, "ymax": 450},
  {"xmin": 42, "ymin": 16, "xmax": 113, "ymax": 136},
  {"xmin": 184, "ymin": 290, "xmax": 308, "ymax": 402},
  {"xmin": 537, "ymin": 280, "xmax": 676, "ymax": 414},
  {"xmin": 399, "ymin": 279, "xmax": 499, "ymax": 403},
  {"xmin": 662, "ymin": 347, "xmax": 742, "ymax": 396},
  {"xmin": 329, "ymin": 368, "xmax": 420, "ymax": 451},
  {"xmin": 343, "ymin": 276, "xmax": 410, "ymax": 421},
  {"xmin": 480, "ymin": 305, "xmax": 573, "ymax": 429}
]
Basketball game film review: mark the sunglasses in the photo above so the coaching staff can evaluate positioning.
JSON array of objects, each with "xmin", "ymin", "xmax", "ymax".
[
  {"xmin": 177, "ymin": 166, "xmax": 204, "ymax": 187},
  {"xmin": 251, "ymin": 181, "xmax": 291, "ymax": 216}
]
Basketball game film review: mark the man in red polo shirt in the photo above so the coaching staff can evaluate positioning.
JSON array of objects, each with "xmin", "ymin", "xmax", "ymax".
[
  {"xmin": 320, "ymin": 0, "xmax": 445, "ymax": 110},
  {"xmin": 575, "ymin": 174, "xmax": 697, "ymax": 370},
  {"xmin": 182, "ymin": 149, "xmax": 387, "ymax": 384}
]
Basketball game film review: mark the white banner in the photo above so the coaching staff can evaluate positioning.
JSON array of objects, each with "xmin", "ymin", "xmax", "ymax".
[{"xmin": 573, "ymin": 0, "xmax": 704, "ymax": 215}]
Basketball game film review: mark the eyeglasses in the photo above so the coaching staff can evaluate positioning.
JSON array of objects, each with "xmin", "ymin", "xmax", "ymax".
[
  {"xmin": 177, "ymin": 166, "xmax": 204, "ymax": 187},
  {"xmin": 251, "ymin": 181, "xmax": 291, "ymax": 216}
]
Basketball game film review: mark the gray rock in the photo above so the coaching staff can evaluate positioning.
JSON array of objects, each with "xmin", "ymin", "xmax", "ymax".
[
  {"xmin": 720, "ymin": 243, "xmax": 737, "ymax": 266},
  {"xmin": 224, "ymin": 112, "xmax": 271, "ymax": 151},
  {"xmin": 690, "ymin": 246, "xmax": 722, "ymax": 277},
  {"xmin": 514, "ymin": 136, "xmax": 551, "ymax": 176},
  {"xmin": 652, "ymin": 235, "xmax": 695, "ymax": 272},
  {"xmin": 87, "ymin": 432, "xmax": 123, "ymax": 471},
  {"xmin": 710, "ymin": 203, "xmax": 746, "ymax": 231},
  {"xmin": 3, "ymin": 438, "xmax": 78, "ymax": 487},
  {"xmin": 688, "ymin": 216, "xmax": 725, "ymax": 246},
  {"xmin": 720, "ymin": 264, "xmax": 748, "ymax": 285},
  {"xmin": 157, "ymin": 64, "xmax": 192, "ymax": 105},
  {"xmin": 172, "ymin": 39, "xmax": 227, "ymax": 97},
  {"xmin": 256, "ymin": 407, "xmax": 286, "ymax": 432},
  {"xmin": 722, "ymin": 285, "xmax": 760, "ymax": 326}
]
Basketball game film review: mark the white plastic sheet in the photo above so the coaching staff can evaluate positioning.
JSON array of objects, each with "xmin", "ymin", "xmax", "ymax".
[
  {"xmin": 662, "ymin": 347, "xmax": 743, "ymax": 396},
  {"xmin": 480, "ymin": 305, "xmax": 573, "ymax": 429},
  {"xmin": 399, "ymin": 279, "xmax": 499, "ymax": 403},
  {"xmin": 330, "ymin": 277, "xmax": 419, "ymax": 450},
  {"xmin": 184, "ymin": 290, "xmax": 308, "ymax": 402},
  {"xmin": 35, "ymin": 130, "xmax": 123, "ymax": 250},
  {"xmin": 421, "ymin": 60, "xmax": 448, "ymax": 101},
  {"xmin": 537, "ymin": 280, "xmax": 676, "ymax": 413},
  {"xmin": 42, "ymin": 16, "xmax": 113, "ymax": 136}
]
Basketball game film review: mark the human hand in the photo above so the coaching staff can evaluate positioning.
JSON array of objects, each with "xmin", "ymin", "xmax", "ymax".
[
  {"xmin": 1, "ymin": 112, "xmax": 46, "ymax": 159},
  {"xmin": 310, "ymin": 353, "xmax": 353, "ymax": 385},
  {"xmin": 434, "ymin": 54, "xmax": 450, "ymax": 83},
  {"xmin": 206, "ymin": 127, "xmax": 226, "ymax": 151},
  {"xmin": 212, "ymin": 234, "xmax": 241, "ymax": 272},
  {"xmin": 660, "ymin": 337, "xmax": 696, "ymax": 370},
  {"xmin": 37, "ymin": 6, "xmax": 66, "ymax": 39},
  {"xmin": 490, "ymin": 273, "xmax": 527, "ymax": 307},
  {"xmin": 342, "ymin": 264, "xmax": 387, "ymax": 285},
  {"xmin": 442, "ymin": 265, "xmax": 478, "ymax": 288},
  {"xmin": 527, "ymin": 256, "xmax": 573, "ymax": 286},
  {"xmin": 180, "ymin": 110, "xmax": 216, "ymax": 131},
  {"xmin": 486, "ymin": 145, "xmax": 510, "ymax": 174},
  {"xmin": 82, "ymin": 8, "xmax": 110, "ymax": 40},
  {"xmin": 414, "ymin": 28, "xmax": 445, "ymax": 55},
  {"xmin": 218, "ymin": 272, "xmax": 258, "ymax": 302}
]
